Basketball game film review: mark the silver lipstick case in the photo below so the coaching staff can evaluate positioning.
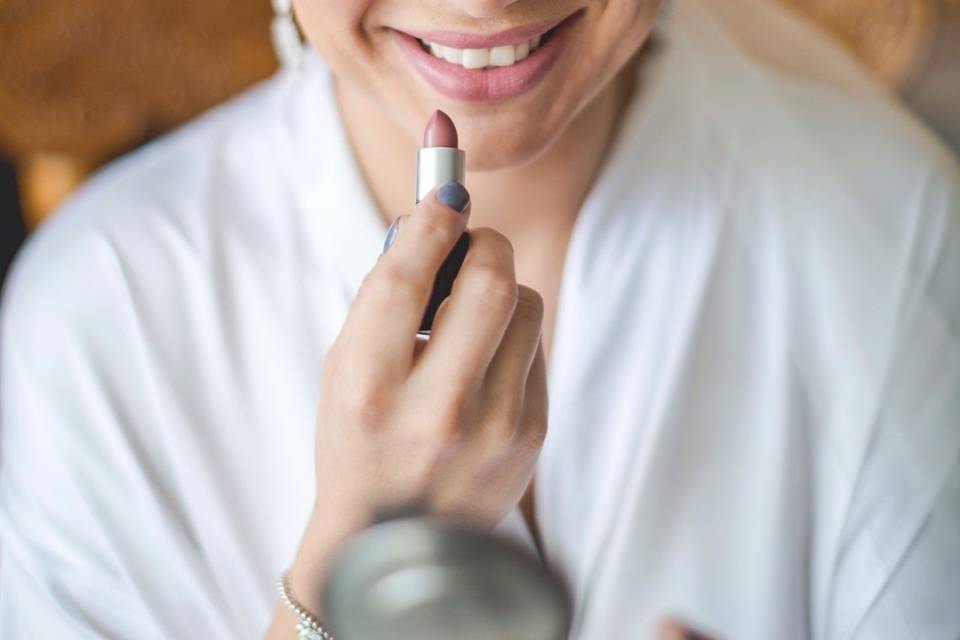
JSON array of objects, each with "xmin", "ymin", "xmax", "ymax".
[{"xmin": 416, "ymin": 147, "xmax": 466, "ymax": 204}]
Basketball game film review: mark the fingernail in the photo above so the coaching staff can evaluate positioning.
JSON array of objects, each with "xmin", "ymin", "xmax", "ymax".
[
  {"xmin": 381, "ymin": 217, "xmax": 401, "ymax": 255},
  {"xmin": 436, "ymin": 182, "xmax": 470, "ymax": 213}
]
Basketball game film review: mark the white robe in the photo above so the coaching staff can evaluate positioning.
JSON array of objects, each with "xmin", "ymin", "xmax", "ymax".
[{"xmin": 2, "ymin": 0, "xmax": 958, "ymax": 638}]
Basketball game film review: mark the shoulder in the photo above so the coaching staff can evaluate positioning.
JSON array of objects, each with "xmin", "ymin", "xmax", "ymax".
[
  {"xmin": 761, "ymin": 67, "xmax": 960, "ymax": 331},
  {"xmin": 42, "ymin": 63, "xmax": 297, "ymax": 236},
  {"xmin": 747, "ymin": 63, "xmax": 960, "ymax": 304},
  {"xmin": 671, "ymin": 0, "xmax": 960, "ymax": 321},
  {"xmin": 670, "ymin": 0, "xmax": 958, "ymax": 219},
  {"xmin": 649, "ymin": 0, "xmax": 960, "ymax": 418}
]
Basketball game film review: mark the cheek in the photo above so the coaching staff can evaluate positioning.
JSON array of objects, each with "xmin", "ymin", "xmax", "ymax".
[
  {"xmin": 294, "ymin": 0, "xmax": 374, "ymax": 74},
  {"xmin": 591, "ymin": 0, "xmax": 661, "ymax": 69},
  {"xmin": 294, "ymin": 0, "xmax": 419, "ymax": 120},
  {"xmin": 527, "ymin": 5, "xmax": 657, "ymax": 160}
]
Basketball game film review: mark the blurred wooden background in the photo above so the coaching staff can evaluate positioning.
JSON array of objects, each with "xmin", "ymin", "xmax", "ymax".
[
  {"xmin": 0, "ymin": 0, "xmax": 957, "ymax": 232},
  {"xmin": 0, "ymin": 0, "xmax": 278, "ymax": 230}
]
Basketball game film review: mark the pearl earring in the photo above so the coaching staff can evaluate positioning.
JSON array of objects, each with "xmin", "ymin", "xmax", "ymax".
[{"xmin": 271, "ymin": 0, "xmax": 305, "ymax": 69}]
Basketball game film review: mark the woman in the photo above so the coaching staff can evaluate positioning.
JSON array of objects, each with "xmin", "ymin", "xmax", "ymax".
[{"xmin": 1, "ymin": 0, "xmax": 958, "ymax": 637}]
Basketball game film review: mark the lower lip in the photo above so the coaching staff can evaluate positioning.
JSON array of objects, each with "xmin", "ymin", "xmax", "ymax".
[{"xmin": 393, "ymin": 14, "xmax": 579, "ymax": 103}]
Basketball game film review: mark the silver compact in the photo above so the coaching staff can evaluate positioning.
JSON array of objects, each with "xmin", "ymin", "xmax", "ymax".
[{"xmin": 324, "ymin": 517, "xmax": 571, "ymax": 640}]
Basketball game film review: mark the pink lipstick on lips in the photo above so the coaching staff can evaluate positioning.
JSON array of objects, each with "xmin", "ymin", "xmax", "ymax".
[{"xmin": 394, "ymin": 11, "xmax": 582, "ymax": 102}]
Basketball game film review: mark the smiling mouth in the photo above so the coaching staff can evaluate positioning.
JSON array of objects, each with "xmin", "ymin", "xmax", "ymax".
[
  {"xmin": 394, "ymin": 12, "xmax": 582, "ymax": 102},
  {"xmin": 416, "ymin": 27, "xmax": 558, "ymax": 71}
]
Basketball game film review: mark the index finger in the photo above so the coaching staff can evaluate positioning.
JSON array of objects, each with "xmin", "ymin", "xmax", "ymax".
[{"xmin": 338, "ymin": 183, "xmax": 471, "ymax": 380}]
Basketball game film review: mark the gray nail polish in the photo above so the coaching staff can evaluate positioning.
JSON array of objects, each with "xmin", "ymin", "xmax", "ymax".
[
  {"xmin": 382, "ymin": 217, "xmax": 401, "ymax": 255},
  {"xmin": 436, "ymin": 182, "xmax": 470, "ymax": 213}
]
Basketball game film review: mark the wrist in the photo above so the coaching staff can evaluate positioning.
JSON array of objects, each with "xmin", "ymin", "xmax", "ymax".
[{"xmin": 286, "ymin": 505, "xmax": 367, "ymax": 619}]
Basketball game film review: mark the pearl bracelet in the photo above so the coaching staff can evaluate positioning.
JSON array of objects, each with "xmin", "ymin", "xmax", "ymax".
[{"xmin": 277, "ymin": 573, "xmax": 335, "ymax": 640}]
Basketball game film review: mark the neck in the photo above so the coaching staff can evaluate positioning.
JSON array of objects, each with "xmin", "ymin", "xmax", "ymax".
[{"xmin": 335, "ymin": 62, "xmax": 638, "ymax": 249}]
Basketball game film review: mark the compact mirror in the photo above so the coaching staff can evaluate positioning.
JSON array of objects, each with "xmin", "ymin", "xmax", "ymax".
[{"xmin": 324, "ymin": 517, "xmax": 571, "ymax": 640}]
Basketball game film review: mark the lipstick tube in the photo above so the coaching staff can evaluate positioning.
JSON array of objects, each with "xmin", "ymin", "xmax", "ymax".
[
  {"xmin": 415, "ymin": 110, "xmax": 469, "ymax": 336},
  {"xmin": 416, "ymin": 147, "xmax": 465, "ymax": 205}
]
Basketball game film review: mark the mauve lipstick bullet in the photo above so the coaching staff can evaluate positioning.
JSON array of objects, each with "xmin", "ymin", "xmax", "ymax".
[
  {"xmin": 423, "ymin": 110, "xmax": 458, "ymax": 148},
  {"xmin": 416, "ymin": 110, "xmax": 465, "ymax": 205}
]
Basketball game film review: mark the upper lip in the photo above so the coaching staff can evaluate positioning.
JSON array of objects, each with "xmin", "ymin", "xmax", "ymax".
[{"xmin": 399, "ymin": 15, "xmax": 569, "ymax": 50}]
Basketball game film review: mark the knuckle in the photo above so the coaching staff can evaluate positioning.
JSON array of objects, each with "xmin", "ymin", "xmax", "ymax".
[
  {"xmin": 493, "ymin": 233, "xmax": 516, "ymax": 263},
  {"xmin": 339, "ymin": 385, "xmax": 389, "ymax": 430},
  {"xmin": 429, "ymin": 402, "xmax": 467, "ymax": 442},
  {"xmin": 465, "ymin": 264, "xmax": 518, "ymax": 313},
  {"xmin": 486, "ymin": 416, "xmax": 518, "ymax": 448},
  {"xmin": 418, "ymin": 207, "xmax": 458, "ymax": 244},
  {"xmin": 364, "ymin": 261, "xmax": 420, "ymax": 305},
  {"xmin": 514, "ymin": 286, "xmax": 545, "ymax": 325},
  {"xmin": 473, "ymin": 227, "xmax": 515, "ymax": 263},
  {"xmin": 519, "ymin": 416, "xmax": 548, "ymax": 450}
]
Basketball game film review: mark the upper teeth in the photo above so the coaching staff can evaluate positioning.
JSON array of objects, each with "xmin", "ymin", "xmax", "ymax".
[{"xmin": 421, "ymin": 35, "xmax": 543, "ymax": 70}]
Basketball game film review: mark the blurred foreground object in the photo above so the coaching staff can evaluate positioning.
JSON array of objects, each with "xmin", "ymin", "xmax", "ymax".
[{"xmin": 324, "ymin": 517, "xmax": 570, "ymax": 640}]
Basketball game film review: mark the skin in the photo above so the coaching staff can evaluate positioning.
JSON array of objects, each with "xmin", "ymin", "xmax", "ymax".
[{"xmin": 265, "ymin": 0, "xmax": 712, "ymax": 638}]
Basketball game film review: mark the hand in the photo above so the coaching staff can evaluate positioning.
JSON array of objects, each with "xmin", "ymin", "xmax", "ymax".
[{"xmin": 287, "ymin": 183, "xmax": 548, "ymax": 613}]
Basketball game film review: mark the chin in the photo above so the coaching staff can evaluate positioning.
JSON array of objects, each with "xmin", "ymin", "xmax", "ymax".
[
  {"xmin": 459, "ymin": 125, "xmax": 554, "ymax": 172},
  {"xmin": 451, "ymin": 104, "xmax": 571, "ymax": 172}
]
